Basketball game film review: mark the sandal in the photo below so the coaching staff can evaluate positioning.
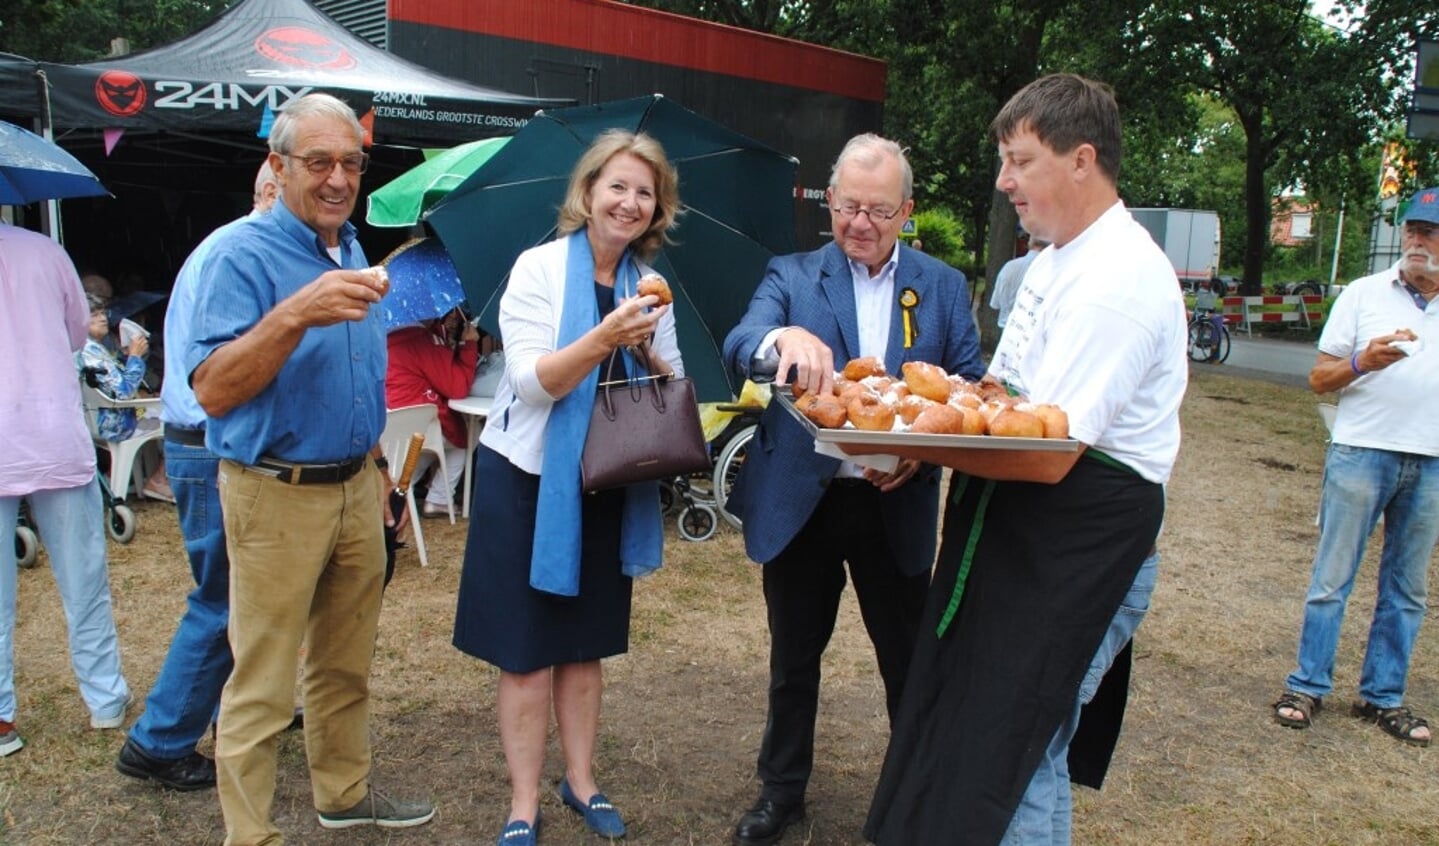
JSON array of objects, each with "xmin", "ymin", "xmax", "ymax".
[
  {"xmin": 1351, "ymin": 701, "xmax": 1432, "ymax": 747},
  {"xmin": 1273, "ymin": 690, "xmax": 1322, "ymax": 729}
]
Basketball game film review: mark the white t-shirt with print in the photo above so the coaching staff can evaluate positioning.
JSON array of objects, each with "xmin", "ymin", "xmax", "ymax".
[{"xmin": 989, "ymin": 202, "xmax": 1188, "ymax": 484}]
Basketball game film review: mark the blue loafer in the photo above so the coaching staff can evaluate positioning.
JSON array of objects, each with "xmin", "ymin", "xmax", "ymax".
[
  {"xmin": 558, "ymin": 778, "xmax": 626, "ymax": 838},
  {"xmin": 496, "ymin": 814, "xmax": 539, "ymax": 846}
]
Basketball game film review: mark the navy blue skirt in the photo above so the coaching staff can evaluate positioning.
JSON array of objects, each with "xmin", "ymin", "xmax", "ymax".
[{"xmin": 452, "ymin": 443, "xmax": 633, "ymax": 673}]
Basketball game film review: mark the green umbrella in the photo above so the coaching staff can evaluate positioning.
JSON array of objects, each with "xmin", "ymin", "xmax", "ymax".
[
  {"xmin": 365, "ymin": 137, "xmax": 509, "ymax": 227},
  {"xmin": 427, "ymin": 95, "xmax": 798, "ymax": 403}
]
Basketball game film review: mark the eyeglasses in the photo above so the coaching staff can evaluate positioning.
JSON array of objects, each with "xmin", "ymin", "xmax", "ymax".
[
  {"xmin": 830, "ymin": 203, "xmax": 902, "ymax": 222},
  {"xmin": 286, "ymin": 152, "xmax": 369, "ymax": 176}
]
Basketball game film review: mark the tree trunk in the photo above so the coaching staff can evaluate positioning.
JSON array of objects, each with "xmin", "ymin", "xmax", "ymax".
[
  {"xmin": 978, "ymin": 191, "xmax": 1018, "ymax": 354},
  {"xmin": 1240, "ymin": 112, "xmax": 1270, "ymax": 297}
]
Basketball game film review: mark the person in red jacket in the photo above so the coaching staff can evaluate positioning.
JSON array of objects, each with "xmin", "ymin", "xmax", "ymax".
[{"xmin": 385, "ymin": 308, "xmax": 480, "ymax": 516}]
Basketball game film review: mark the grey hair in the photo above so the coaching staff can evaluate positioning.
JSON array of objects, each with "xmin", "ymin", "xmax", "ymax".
[
  {"xmin": 253, "ymin": 160, "xmax": 278, "ymax": 193},
  {"xmin": 828, "ymin": 133, "xmax": 913, "ymax": 201},
  {"xmin": 267, "ymin": 93, "xmax": 364, "ymax": 154}
]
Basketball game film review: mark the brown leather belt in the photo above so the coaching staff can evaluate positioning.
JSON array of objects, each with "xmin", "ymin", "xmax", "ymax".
[{"xmin": 249, "ymin": 455, "xmax": 368, "ymax": 485}]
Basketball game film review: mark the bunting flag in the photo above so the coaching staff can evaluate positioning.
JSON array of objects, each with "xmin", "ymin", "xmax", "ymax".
[
  {"xmin": 256, "ymin": 104, "xmax": 275, "ymax": 139},
  {"xmin": 102, "ymin": 127, "xmax": 124, "ymax": 156},
  {"xmin": 359, "ymin": 107, "xmax": 375, "ymax": 147}
]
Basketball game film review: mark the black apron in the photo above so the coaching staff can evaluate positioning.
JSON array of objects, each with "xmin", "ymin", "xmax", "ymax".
[{"xmin": 864, "ymin": 454, "xmax": 1163, "ymax": 846}]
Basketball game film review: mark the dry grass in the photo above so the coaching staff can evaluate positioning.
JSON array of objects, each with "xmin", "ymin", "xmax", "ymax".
[{"xmin": 2, "ymin": 365, "xmax": 1438, "ymax": 845}]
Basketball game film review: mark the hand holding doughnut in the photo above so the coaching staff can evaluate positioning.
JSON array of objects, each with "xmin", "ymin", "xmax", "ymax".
[
  {"xmin": 774, "ymin": 327, "xmax": 835, "ymax": 398},
  {"xmin": 600, "ymin": 294, "xmax": 665, "ymax": 350}
]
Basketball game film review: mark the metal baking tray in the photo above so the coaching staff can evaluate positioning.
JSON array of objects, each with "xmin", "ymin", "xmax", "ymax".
[{"xmin": 774, "ymin": 390, "xmax": 1081, "ymax": 453}]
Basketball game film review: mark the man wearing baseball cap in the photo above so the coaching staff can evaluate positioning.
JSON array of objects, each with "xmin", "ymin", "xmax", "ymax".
[{"xmin": 1272, "ymin": 185, "xmax": 1439, "ymax": 747}]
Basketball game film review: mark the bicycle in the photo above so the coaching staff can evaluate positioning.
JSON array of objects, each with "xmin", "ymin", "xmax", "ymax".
[{"xmin": 1187, "ymin": 308, "xmax": 1231, "ymax": 364}]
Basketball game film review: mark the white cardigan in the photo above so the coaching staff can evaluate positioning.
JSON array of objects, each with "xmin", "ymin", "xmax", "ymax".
[{"xmin": 479, "ymin": 237, "xmax": 684, "ymax": 475}]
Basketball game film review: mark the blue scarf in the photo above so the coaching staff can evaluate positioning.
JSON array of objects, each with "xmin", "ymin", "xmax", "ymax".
[{"xmin": 529, "ymin": 229, "xmax": 664, "ymax": 596}]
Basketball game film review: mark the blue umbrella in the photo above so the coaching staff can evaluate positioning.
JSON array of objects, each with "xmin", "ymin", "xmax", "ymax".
[
  {"xmin": 0, "ymin": 119, "xmax": 110, "ymax": 204},
  {"xmin": 106, "ymin": 290, "xmax": 167, "ymax": 324},
  {"xmin": 379, "ymin": 237, "xmax": 468, "ymax": 332},
  {"xmin": 426, "ymin": 94, "xmax": 798, "ymax": 402}
]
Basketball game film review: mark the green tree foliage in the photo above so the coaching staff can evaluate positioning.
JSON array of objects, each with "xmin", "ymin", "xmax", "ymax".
[
  {"xmin": 625, "ymin": 0, "xmax": 1434, "ymax": 297},
  {"xmin": 619, "ymin": 0, "xmax": 894, "ymax": 47},
  {"xmin": 0, "ymin": 0, "xmax": 232, "ymax": 62},
  {"xmin": 1123, "ymin": 2, "xmax": 1379, "ymax": 292},
  {"xmin": 908, "ymin": 206, "xmax": 969, "ymax": 273}
]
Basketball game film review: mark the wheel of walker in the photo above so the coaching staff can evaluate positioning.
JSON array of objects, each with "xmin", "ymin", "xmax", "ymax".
[
  {"xmin": 658, "ymin": 479, "xmax": 679, "ymax": 516},
  {"xmin": 677, "ymin": 503, "xmax": 717, "ymax": 542},
  {"xmin": 712, "ymin": 424, "xmax": 755, "ymax": 531},
  {"xmin": 107, "ymin": 504, "xmax": 137, "ymax": 544},
  {"xmin": 15, "ymin": 525, "xmax": 40, "ymax": 569}
]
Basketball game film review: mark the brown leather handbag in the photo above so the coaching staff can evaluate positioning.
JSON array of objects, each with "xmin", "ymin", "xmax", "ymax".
[{"xmin": 580, "ymin": 346, "xmax": 710, "ymax": 492}]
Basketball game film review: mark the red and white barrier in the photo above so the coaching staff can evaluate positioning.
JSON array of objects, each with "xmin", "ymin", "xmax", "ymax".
[{"xmin": 1218, "ymin": 295, "xmax": 1323, "ymax": 335}]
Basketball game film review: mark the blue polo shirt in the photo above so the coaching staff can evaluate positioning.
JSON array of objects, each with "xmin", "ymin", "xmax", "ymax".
[
  {"xmin": 162, "ymin": 212, "xmax": 255, "ymax": 429},
  {"xmin": 186, "ymin": 199, "xmax": 386, "ymax": 465}
]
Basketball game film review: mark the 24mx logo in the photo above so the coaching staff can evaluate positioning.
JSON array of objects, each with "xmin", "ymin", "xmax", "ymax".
[{"xmin": 153, "ymin": 81, "xmax": 313, "ymax": 111}]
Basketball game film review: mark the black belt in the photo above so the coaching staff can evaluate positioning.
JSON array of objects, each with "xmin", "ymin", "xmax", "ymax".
[
  {"xmin": 163, "ymin": 425, "xmax": 206, "ymax": 447},
  {"xmin": 248, "ymin": 455, "xmax": 368, "ymax": 485}
]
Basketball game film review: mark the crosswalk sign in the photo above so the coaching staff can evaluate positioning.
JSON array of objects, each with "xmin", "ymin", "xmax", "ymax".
[{"xmin": 901, "ymin": 219, "xmax": 917, "ymax": 236}]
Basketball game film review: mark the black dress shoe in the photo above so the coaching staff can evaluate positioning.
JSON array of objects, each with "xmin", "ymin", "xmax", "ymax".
[
  {"xmin": 115, "ymin": 738, "xmax": 216, "ymax": 791},
  {"xmin": 734, "ymin": 796, "xmax": 804, "ymax": 845}
]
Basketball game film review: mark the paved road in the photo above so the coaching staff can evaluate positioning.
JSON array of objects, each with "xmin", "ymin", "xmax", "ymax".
[{"xmin": 1192, "ymin": 333, "xmax": 1317, "ymax": 387}]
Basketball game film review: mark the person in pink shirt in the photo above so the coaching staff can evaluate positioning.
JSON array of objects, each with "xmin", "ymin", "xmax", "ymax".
[{"xmin": 0, "ymin": 222, "xmax": 132, "ymax": 757}]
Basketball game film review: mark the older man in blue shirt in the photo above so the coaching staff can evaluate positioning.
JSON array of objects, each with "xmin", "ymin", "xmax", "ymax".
[{"xmin": 187, "ymin": 93, "xmax": 431, "ymax": 844}]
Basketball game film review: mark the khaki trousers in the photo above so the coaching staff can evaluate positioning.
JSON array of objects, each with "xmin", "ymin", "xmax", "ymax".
[{"xmin": 214, "ymin": 460, "xmax": 386, "ymax": 846}]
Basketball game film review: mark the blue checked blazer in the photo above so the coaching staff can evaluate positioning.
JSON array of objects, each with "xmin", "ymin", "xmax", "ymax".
[{"xmin": 722, "ymin": 242, "xmax": 984, "ymax": 574}]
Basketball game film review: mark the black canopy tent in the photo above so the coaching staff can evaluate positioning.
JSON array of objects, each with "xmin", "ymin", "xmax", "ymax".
[
  {"xmin": 2, "ymin": 0, "xmax": 563, "ymax": 145},
  {"xmin": 0, "ymin": 0, "xmax": 567, "ymax": 291}
]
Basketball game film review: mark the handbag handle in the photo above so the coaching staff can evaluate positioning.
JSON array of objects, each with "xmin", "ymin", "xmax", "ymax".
[{"xmin": 596, "ymin": 341, "xmax": 669, "ymax": 422}]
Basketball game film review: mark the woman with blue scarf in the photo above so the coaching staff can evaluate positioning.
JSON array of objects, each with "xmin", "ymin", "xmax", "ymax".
[{"xmin": 453, "ymin": 130, "xmax": 683, "ymax": 846}]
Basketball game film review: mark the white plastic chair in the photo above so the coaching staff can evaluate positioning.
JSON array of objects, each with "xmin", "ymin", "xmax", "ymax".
[
  {"xmin": 383, "ymin": 404, "xmax": 453, "ymax": 522},
  {"xmin": 381, "ymin": 404, "xmax": 441, "ymax": 567},
  {"xmin": 80, "ymin": 382, "xmax": 163, "ymax": 501},
  {"xmin": 422, "ymin": 413, "xmax": 455, "ymax": 523}
]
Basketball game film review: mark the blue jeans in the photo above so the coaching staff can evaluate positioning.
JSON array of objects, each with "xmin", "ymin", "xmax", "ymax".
[
  {"xmin": 0, "ymin": 478, "xmax": 130, "ymax": 723},
  {"xmin": 1286, "ymin": 444, "xmax": 1439, "ymax": 708},
  {"xmin": 127, "ymin": 438, "xmax": 233, "ymax": 757},
  {"xmin": 1000, "ymin": 552, "xmax": 1159, "ymax": 846}
]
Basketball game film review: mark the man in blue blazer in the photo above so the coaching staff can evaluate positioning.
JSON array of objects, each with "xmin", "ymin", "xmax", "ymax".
[{"xmin": 722, "ymin": 133, "xmax": 984, "ymax": 845}]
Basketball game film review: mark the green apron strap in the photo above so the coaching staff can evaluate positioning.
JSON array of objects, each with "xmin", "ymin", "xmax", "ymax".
[
  {"xmin": 936, "ymin": 477, "xmax": 996, "ymax": 638},
  {"xmin": 1085, "ymin": 447, "xmax": 1140, "ymax": 477}
]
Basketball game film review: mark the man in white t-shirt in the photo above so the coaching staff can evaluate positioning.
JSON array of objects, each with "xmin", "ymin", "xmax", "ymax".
[
  {"xmin": 1272, "ymin": 186, "xmax": 1439, "ymax": 747},
  {"xmin": 863, "ymin": 73, "xmax": 1188, "ymax": 846}
]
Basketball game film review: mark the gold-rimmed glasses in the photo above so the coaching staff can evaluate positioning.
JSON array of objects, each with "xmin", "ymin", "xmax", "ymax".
[{"xmin": 287, "ymin": 152, "xmax": 370, "ymax": 176}]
